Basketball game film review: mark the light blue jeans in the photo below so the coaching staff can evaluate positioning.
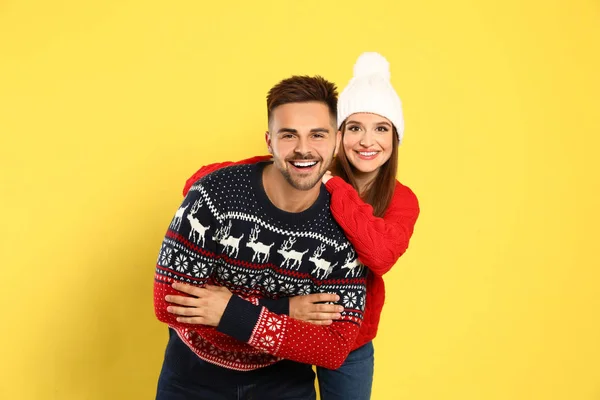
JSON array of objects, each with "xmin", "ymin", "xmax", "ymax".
[{"xmin": 317, "ymin": 342, "xmax": 374, "ymax": 400}]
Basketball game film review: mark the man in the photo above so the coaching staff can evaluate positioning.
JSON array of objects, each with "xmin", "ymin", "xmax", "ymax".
[{"xmin": 154, "ymin": 75, "xmax": 368, "ymax": 399}]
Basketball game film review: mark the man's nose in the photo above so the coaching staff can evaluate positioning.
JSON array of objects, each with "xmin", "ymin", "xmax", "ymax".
[{"xmin": 294, "ymin": 137, "xmax": 311, "ymax": 155}]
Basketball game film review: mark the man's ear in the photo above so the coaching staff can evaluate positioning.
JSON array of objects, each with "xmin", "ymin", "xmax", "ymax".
[
  {"xmin": 265, "ymin": 131, "xmax": 273, "ymax": 154},
  {"xmin": 334, "ymin": 129, "xmax": 342, "ymax": 156}
]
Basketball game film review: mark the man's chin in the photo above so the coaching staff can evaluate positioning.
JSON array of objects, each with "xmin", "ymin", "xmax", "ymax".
[
  {"xmin": 286, "ymin": 174, "xmax": 323, "ymax": 191},
  {"xmin": 274, "ymin": 162, "xmax": 327, "ymax": 191}
]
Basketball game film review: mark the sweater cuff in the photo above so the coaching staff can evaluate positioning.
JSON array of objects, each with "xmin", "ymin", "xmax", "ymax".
[
  {"xmin": 258, "ymin": 297, "xmax": 289, "ymax": 315},
  {"xmin": 324, "ymin": 176, "xmax": 348, "ymax": 193},
  {"xmin": 216, "ymin": 295, "xmax": 262, "ymax": 342}
]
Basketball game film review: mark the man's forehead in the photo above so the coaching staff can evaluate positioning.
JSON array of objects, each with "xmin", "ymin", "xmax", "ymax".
[
  {"xmin": 273, "ymin": 101, "xmax": 329, "ymax": 115},
  {"xmin": 271, "ymin": 102, "xmax": 335, "ymax": 130}
]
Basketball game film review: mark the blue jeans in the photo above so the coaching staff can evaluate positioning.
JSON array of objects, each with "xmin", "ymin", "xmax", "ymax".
[
  {"xmin": 157, "ymin": 367, "xmax": 316, "ymax": 400},
  {"xmin": 316, "ymin": 342, "xmax": 375, "ymax": 400},
  {"xmin": 156, "ymin": 329, "xmax": 316, "ymax": 400},
  {"xmin": 156, "ymin": 372, "xmax": 244, "ymax": 400}
]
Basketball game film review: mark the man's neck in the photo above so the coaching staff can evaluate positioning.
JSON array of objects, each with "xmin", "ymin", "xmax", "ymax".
[{"xmin": 262, "ymin": 164, "xmax": 321, "ymax": 213}]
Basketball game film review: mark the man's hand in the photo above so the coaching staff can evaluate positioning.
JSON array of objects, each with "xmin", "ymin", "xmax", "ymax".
[
  {"xmin": 322, "ymin": 171, "xmax": 333, "ymax": 184},
  {"xmin": 289, "ymin": 293, "xmax": 344, "ymax": 325},
  {"xmin": 166, "ymin": 283, "xmax": 233, "ymax": 326}
]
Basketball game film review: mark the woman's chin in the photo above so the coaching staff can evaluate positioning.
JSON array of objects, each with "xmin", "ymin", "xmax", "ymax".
[{"xmin": 350, "ymin": 160, "xmax": 379, "ymax": 174}]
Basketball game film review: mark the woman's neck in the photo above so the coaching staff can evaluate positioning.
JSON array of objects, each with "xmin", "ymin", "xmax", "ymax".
[{"xmin": 352, "ymin": 170, "xmax": 377, "ymax": 196}]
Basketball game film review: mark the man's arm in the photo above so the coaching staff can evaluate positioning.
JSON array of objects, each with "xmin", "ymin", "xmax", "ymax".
[
  {"xmin": 169, "ymin": 286, "xmax": 343, "ymax": 325},
  {"xmin": 154, "ymin": 180, "xmax": 221, "ymax": 326},
  {"xmin": 168, "ymin": 271, "xmax": 365, "ymax": 370}
]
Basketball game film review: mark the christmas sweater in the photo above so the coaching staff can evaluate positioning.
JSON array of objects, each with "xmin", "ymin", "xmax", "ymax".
[
  {"xmin": 154, "ymin": 162, "xmax": 368, "ymax": 371},
  {"xmin": 183, "ymin": 155, "xmax": 420, "ymax": 350}
]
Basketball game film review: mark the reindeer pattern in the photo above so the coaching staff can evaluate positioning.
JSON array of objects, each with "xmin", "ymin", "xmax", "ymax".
[
  {"xmin": 246, "ymin": 225, "xmax": 274, "ymax": 263},
  {"xmin": 168, "ymin": 204, "xmax": 363, "ymax": 287},
  {"xmin": 186, "ymin": 198, "xmax": 210, "ymax": 246},
  {"xmin": 160, "ymin": 168, "xmax": 365, "ymax": 311},
  {"xmin": 341, "ymin": 249, "xmax": 364, "ymax": 277},
  {"xmin": 213, "ymin": 220, "xmax": 244, "ymax": 258},
  {"xmin": 277, "ymin": 237, "xmax": 308, "ymax": 270}
]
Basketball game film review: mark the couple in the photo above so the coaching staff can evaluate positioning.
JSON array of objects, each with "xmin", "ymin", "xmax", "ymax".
[{"xmin": 153, "ymin": 52, "xmax": 420, "ymax": 399}]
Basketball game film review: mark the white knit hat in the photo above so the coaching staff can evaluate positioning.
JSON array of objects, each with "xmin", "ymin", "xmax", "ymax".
[{"xmin": 337, "ymin": 52, "xmax": 404, "ymax": 143}]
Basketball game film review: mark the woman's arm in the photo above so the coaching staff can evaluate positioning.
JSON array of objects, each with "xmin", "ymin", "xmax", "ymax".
[
  {"xmin": 325, "ymin": 176, "xmax": 420, "ymax": 276},
  {"xmin": 182, "ymin": 155, "xmax": 271, "ymax": 196}
]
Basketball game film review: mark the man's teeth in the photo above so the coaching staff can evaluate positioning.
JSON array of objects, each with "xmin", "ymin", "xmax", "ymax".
[
  {"xmin": 292, "ymin": 161, "xmax": 317, "ymax": 167},
  {"xmin": 359, "ymin": 151, "xmax": 378, "ymax": 156}
]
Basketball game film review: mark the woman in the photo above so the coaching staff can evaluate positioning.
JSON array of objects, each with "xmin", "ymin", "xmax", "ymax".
[{"xmin": 179, "ymin": 52, "xmax": 419, "ymax": 399}]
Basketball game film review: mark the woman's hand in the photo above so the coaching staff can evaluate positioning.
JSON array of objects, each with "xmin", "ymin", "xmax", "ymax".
[
  {"xmin": 166, "ymin": 283, "xmax": 233, "ymax": 326},
  {"xmin": 322, "ymin": 171, "xmax": 334, "ymax": 184}
]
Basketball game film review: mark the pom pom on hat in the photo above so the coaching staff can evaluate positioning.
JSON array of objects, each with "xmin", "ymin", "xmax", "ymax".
[
  {"xmin": 353, "ymin": 52, "xmax": 391, "ymax": 81},
  {"xmin": 338, "ymin": 52, "xmax": 404, "ymax": 143}
]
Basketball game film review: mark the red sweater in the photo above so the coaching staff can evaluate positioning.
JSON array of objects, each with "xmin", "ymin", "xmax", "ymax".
[{"xmin": 182, "ymin": 155, "xmax": 420, "ymax": 350}]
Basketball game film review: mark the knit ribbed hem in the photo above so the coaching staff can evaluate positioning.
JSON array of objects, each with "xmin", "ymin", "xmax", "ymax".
[{"xmin": 217, "ymin": 295, "xmax": 262, "ymax": 342}]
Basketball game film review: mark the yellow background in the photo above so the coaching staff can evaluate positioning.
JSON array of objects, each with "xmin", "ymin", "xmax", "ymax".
[{"xmin": 1, "ymin": 0, "xmax": 599, "ymax": 399}]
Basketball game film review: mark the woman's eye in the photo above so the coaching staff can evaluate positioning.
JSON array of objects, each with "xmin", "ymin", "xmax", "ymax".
[
  {"xmin": 348, "ymin": 126, "xmax": 360, "ymax": 132},
  {"xmin": 376, "ymin": 126, "xmax": 389, "ymax": 132}
]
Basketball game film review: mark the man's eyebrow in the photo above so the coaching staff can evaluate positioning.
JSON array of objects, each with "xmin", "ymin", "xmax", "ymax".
[
  {"xmin": 277, "ymin": 128, "xmax": 298, "ymax": 134},
  {"xmin": 277, "ymin": 128, "xmax": 331, "ymax": 134}
]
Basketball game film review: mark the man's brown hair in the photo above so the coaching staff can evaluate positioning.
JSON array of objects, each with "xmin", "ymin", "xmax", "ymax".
[{"xmin": 266, "ymin": 75, "xmax": 338, "ymax": 126}]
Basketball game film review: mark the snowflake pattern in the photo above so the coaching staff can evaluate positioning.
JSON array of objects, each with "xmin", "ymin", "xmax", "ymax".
[
  {"xmin": 263, "ymin": 277, "xmax": 276, "ymax": 293},
  {"xmin": 192, "ymin": 261, "xmax": 208, "ymax": 278},
  {"xmin": 343, "ymin": 292, "xmax": 357, "ymax": 308},
  {"xmin": 297, "ymin": 284, "xmax": 311, "ymax": 296},
  {"xmin": 280, "ymin": 282, "xmax": 295, "ymax": 295},
  {"xmin": 232, "ymin": 274, "xmax": 247, "ymax": 286},
  {"xmin": 266, "ymin": 316, "xmax": 282, "ymax": 332},
  {"xmin": 174, "ymin": 254, "xmax": 188, "ymax": 273},
  {"xmin": 208, "ymin": 344, "xmax": 219, "ymax": 356},
  {"xmin": 260, "ymin": 335, "xmax": 275, "ymax": 348},
  {"xmin": 217, "ymin": 266, "xmax": 230, "ymax": 280},
  {"xmin": 161, "ymin": 247, "xmax": 173, "ymax": 267}
]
